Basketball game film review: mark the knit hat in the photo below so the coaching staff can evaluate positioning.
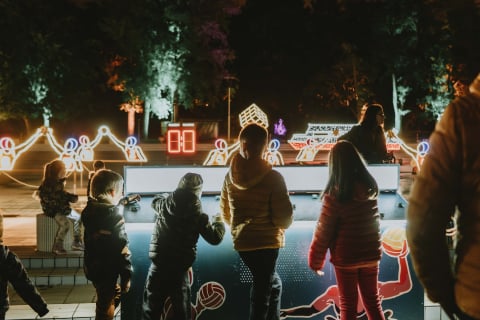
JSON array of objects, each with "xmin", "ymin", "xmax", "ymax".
[
  {"xmin": 470, "ymin": 73, "xmax": 480, "ymax": 96},
  {"xmin": 177, "ymin": 173, "xmax": 203, "ymax": 195}
]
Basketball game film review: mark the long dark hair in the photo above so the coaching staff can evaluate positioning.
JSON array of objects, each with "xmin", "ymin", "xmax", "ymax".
[
  {"xmin": 360, "ymin": 104, "xmax": 383, "ymax": 130},
  {"xmin": 323, "ymin": 140, "xmax": 378, "ymax": 202},
  {"xmin": 40, "ymin": 159, "xmax": 65, "ymax": 187}
]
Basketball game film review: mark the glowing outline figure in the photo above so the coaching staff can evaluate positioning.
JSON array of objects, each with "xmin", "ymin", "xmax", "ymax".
[
  {"xmin": 124, "ymin": 136, "xmax": 146, "ymax": 161},
  {"xmin": 264, "ymin": 139, "xmax": 285, "ymax": 166},
  {"xmin": 160, "ymin": 269, "xmax": 226, "ymax": 320},
  {"xmin": 0, "ymin": 137, "xmax": 16, "ymax": 170},
  {"xmin": 60, "ymin": 138, "xmax": 82, "ymax": 172},
  {"xmin": 279, "ymin": 228, "xmax": 413, "ymax": 320},
  {"xmin": 0, "ymin": 125, "xmax": 147, "ymax": 172},
  {"xmin": 204, "ymin": 103, "xmax": 285, "ymax": 166},
  {"xmin": 82, "ymin": 125, "xmax": 147, "ymax": 162},
  {"xmin": 296, "ymin": 138, "xmax": 320, "ymax": 163},
  {"xmin": 203, "ymin": 139, "xmax": 231, "ymax": 166},
  {"xmin": 77, "ymin": 135, "xmax": 94, "ymax": 162}
]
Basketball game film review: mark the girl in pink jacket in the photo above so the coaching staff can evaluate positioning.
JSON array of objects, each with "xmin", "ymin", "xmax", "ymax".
[{"xmin": 308, "ymin": 140, "xmax": 384, "ymax": 320}]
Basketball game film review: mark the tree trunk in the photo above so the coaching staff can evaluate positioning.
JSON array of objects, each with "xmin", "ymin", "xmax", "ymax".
[
  {"xmin": 128, "ymin": 110, "xmax": 135, "ymax": 136},
  {"xmin": 22, "ymin": 116, "xmax": 31, "ymax": 137},
  {"xmin": 392, "ymin": 73, "xmax": 401, "ymax": 132},
  {"xmin": 143, "ymin": 102, "xmax": 150, "ymax": 139}
]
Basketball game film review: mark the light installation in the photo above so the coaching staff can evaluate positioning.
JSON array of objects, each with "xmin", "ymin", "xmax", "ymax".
[
  {"xmin": 288, "ymin": 123, "xmax": 426, "ymax": 167},
  {"xmin": 203, "ymin": 103, "xmax": 285, "ymax": 166},
  {"xmin": 0, "ymin": 125, "xmax": 147, "ymax": 172}
]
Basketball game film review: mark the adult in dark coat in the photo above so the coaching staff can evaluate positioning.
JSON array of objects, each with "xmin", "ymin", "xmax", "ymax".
[{"xmin": 338, "ymin": 104, "xmax": 389, "ymax": 164}]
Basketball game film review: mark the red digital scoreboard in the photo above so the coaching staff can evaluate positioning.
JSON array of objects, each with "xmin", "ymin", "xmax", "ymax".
[{"xmin": 167, "ymin": 123, "xmax": 196, "ymax": 154}]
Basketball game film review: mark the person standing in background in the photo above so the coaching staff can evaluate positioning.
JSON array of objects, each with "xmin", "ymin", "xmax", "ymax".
[
  {"xmin": 338, "ymin": 104, "xmax": 389, "ymax": 164},
  {"xmin": 87, "ymin": 160, "xmax": 105, "ymax": 199}
]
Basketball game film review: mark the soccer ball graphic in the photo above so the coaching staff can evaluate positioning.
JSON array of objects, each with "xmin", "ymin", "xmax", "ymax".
[{"xmin": 381, "ymin": 227, "xmax": 407, "ymax": 257}]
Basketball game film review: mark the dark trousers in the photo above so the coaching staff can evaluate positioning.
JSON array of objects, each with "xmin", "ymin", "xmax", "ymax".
[
  {"xmin": 334, "ymin": 265, "xmax": 385, "ymax": 320},
  {"xmin": 141, "ymin": 264, "xmax": 191, "ymax": 320},
  {"xmin": 93, "ymin": 277, "xmax": 121, "ymax": 320},
  {"xmin": 239, "ymin": 248, "xmax": 282, "ymax": 320}
]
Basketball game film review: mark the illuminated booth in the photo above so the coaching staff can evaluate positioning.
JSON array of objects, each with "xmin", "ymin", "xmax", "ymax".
[{"xmin": 121, "ymin": 165, "xmax": 423, "ymax": 320}]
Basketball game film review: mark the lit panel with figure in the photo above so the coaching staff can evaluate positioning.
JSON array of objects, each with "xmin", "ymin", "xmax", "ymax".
[{"xmin": 121, "ymin": 165, "xmax": 423, "ymax": 320}]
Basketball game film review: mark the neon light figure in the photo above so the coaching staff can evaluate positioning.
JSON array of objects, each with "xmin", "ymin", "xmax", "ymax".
[
  {"xmin": 263, "ymin": 139, "xmax": 284, "ymax": 166},
  {"xmin": 296, "ymin": 138, "xmax": 320, "ymax": 162},
  {"xmin": 124, "ymin": 136, "xmax": 146, "ymax": 161},
  {"xmin": 0, "ymin": 138, "xmax": 15, "ymax": 170},
  {"xmin": 60, "ymin": 138, "xmax": 82, "ymax": 172},
  {"xmin": 77, "ymin": 135, "xmax": 94, "ymax": 162},
  {"xmin": 279, "ymin": 228, "xmax": 412, "ymax": 320}
]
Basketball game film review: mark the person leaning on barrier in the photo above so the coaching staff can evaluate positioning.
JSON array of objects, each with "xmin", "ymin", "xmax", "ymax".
[{"xmin": 407, "ymin": 73, "xmax": 480, "ymax": 320}]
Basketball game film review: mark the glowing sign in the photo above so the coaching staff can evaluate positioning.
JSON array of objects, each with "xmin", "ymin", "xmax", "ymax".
[
  {"xmin": 238, "ymin": 103, "xmax": 269, "ymax": 129},
  {"xmin": 0, "ymin": 125, "xmax": 147, "ymax": 172},
  {"xmin": 167, "ymin": 123, "xmax": 196, "ymax": 154}
]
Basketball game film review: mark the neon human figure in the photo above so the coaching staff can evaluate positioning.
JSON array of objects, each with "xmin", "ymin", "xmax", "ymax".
[
  {"xmin": 279, "ymin": 230, "xmax": 412, "ymax": 320},
  {"xmin": 263, "ymin": 139, "xmax": 284, "ymax": 166},
  {"xmin": 0, "ymin": 138, "xmax": 15, "ymax": 170},
  {"xmin": 77, "ymin": 135, "xmax": 94, "ymax": 162}
]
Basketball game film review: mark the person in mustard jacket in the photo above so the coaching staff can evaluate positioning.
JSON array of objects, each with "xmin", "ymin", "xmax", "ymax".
[
  {"xmin": 407, "ymin": 73, "xmax": 480, "ymax": 320},
  {"xmin": 308, "ymin": 140, "xmax": 384, "ymax": 320},
  {"xmin": 220, "ymin": 123, "xmax": 293, "ymax": 320}
]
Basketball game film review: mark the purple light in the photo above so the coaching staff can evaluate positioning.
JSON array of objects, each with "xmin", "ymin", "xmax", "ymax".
[{"xmin": 274, "ymin": 118, "xmax": 287, "ymax": 136}]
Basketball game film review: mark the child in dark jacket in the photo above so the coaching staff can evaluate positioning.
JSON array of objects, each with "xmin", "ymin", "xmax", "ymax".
[
  {"xmin": 0, "ymin": 214, "xmax": 49, "ymax": 320},
  {"xmin": 142, "ymin": 173, "xmax": 225, "ymax": 320},
  {"xmin": 81, "ymin": 169, "xmax": 133, "ymax": 320},
  {"xmin": 37, "ymin": 159, "xmax": 84, "ymax": 255}
]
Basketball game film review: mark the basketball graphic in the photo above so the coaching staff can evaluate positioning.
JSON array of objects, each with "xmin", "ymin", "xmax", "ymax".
[
  {"xmin": 381, "ymin": 227, "xmax": 407, "ymax": 257},
  {"xmin": 197, "ymin": 282, "xmax": 226, "ymax": 310}
]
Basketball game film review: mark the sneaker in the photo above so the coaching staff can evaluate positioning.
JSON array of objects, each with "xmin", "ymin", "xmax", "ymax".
[{"xmin": 71, "ymin": 241, "xmax": 84, "ymax": 251}]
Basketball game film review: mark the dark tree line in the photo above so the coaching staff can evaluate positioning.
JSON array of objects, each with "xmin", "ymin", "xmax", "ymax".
[{"xmin": 0, "ymin": 0, "xmax": 479, "ymax": 139}]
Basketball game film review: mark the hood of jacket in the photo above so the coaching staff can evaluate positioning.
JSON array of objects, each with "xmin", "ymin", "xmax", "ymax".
[
  {"xmin": 229, "ymin": 153, "xmax": 272, "ymax": 190},
  {"xmin": 152, "ymin": 189, "xmax": 200, "ymax": 220}
]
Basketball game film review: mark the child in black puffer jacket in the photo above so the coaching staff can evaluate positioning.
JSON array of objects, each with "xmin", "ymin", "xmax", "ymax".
[
  {"xmin": 142, "ymin": 173, "xmax": 225, "ymax": 320},
  {"xmin": 81, "ymin": 169, "xmax": 133, "ymax": 320},
  {"xmin": 0, "ymin": 214, "xmax": 49, "ymax": 320}
]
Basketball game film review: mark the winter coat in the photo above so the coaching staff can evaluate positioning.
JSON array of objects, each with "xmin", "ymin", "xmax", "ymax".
[
  {"xmin": 0, "ymin": 245, "xmax": 48, "ymax": 317},
  {"xmin": 149, "ymin": 189, "xmax": 225, "ymax": 270},
  {"xmin": 308, "ymin": 186, "xmax": 382, "ymax": 270},
  {"xmin": 81, "ymin": 199, "xmax": 132, "ymax": 283},
  {"xmin": 339, "ymin": 125, "xmax": 388, "ymax": 164},
  {"xmin": 407, "ymin": 80, "xmax": 480, "ymax": 319},
  {"xmin": 38, "ymin": 181, "xmax": 78, "ymax": 217},
  {"xmin": 220, "ymin": 153, "xmax": 293, "ymax": 251}
]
